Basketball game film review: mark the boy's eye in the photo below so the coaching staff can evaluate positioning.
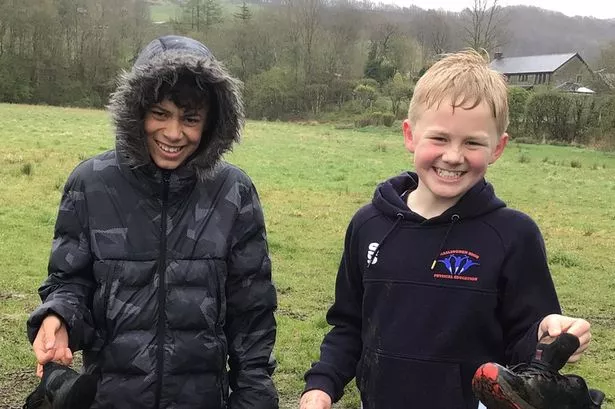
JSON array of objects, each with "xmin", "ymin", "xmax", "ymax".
[
  {"xmin": 150, "ymin": 110, "xmax": 167, "ymax": 119},
  {"xmin": 184, "ymin": 116, "xmax": 201, "ymax": 125},
  {"xmin": 467, "ymin": 141, "xmax": 486, "ymax": 146}
]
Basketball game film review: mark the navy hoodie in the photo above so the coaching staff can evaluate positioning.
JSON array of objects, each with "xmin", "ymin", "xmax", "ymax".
[{"xmin": 304, "ymin": 172, "xmax": 561, "ymax": 409}]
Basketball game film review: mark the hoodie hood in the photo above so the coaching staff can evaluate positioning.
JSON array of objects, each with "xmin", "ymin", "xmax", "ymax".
[
  {"xmin": 108, "ymin": 35, "xmax": 244, "ymax": 181},
  {"xmin": 373, "ymin": 171, "xmax": 506, "ymax": 223}
]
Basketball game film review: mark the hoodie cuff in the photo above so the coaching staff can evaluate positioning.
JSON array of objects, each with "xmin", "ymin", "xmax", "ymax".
[
  {"xmin": 303, "ymin": 374, "xmax": 338, "ymax": 402},
  {"xmin": 26, "ymin": 305, "xmax": 70, "ymax": 344},
  {"xmin": 511, "ymin": 320, "xmax": 542, "ymax": 365}
]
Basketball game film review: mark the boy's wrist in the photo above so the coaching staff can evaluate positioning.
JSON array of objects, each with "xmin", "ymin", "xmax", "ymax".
[{"xmin": 303, "ymin": 374, "xmax": 337, "ymax": 402}]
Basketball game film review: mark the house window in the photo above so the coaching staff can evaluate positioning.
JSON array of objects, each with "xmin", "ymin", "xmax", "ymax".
[
  {"xmin": 535, "ymin": 73, "xmax": 548, "ymax": 84},
  {"xmin": 519, "ymin": 74, "xmax": 528, "ymax": 82},
  {"xmin": 576, "ymin": 74, "xmax": 582, "ymax": 83}
]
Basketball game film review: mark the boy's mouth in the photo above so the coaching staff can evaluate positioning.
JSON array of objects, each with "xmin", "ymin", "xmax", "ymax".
[
  {"xmin": 156, "ymin": 141, "xmax": 184, "ymax": 154},
  {"xmin": 434, "ymin": 167, "xmax": 466, "ymax": 179}
]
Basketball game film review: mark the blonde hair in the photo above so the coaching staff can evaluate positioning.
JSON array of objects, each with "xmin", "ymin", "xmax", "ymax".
[{"xmin": 408, "ymin": 49, "xmax": 509, "ymax": 136}]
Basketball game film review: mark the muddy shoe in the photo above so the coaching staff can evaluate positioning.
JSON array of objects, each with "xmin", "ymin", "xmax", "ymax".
[
  {"xmin": 472, "ymin": 333, "xmax": 605, "ymax": 409},
  {"xmin": 23, "ymin": 362, "xmax": 98, "ymax": 409}
]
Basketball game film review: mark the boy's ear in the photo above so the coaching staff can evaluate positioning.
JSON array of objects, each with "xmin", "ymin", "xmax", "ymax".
[
  {"xmin": 489, "ymin": 132, "xmax": 509, "ymax": 164},
  {"xmin": 403, "ymin": 119, "xmax": 416, "ymax": 153}
]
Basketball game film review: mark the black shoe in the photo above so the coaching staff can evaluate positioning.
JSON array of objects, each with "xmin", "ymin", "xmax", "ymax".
[
  {"xmin": 23, "ymin": 362, "xmax": 98, "ymax": 409},
  {"xmin": 472, "ymin": 333, "xmax": 605, "ymax": 409}
]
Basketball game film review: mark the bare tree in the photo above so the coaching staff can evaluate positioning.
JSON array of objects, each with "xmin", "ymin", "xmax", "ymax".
[
  {"xmin": 463, "ymin": 0, "xmax": 507, "ymax": 53},
  {"xmin": 426, "ymin": 10, "xmax": 451, "ymax": 56},
  {"xmin": 320, "ymin": 2, "xmax": 363, "ymax": 78}
]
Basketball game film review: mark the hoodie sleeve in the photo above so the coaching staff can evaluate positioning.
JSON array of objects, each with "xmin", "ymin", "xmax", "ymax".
[
  {"xmin": 498, "ymin": 212, "xmax": 561, "ymax": 365},
  {"xmin": 303, "ymin": 216, "xmax": 363, "ymax": 402},
  {"xmin": 27, "ymin": 170, "xmax": 96, "ymax": 351},
  {"xmin": 225, "ymin": 181, "xmax": 278, "ymax": 409}
]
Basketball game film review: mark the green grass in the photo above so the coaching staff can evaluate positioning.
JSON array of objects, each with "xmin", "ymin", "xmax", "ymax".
[
  {"xmin": 0, "ymin": 103, "xmax": 614, "ymax": 408},
  {"xmin": 150, "ymin": 2, "xmax": 181, "ymax": 22}
]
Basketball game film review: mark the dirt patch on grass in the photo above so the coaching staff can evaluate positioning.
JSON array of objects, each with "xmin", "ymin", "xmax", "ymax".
[{"xmin": 0, "ymin": 368, "xmax": 38, "ymax": 409}]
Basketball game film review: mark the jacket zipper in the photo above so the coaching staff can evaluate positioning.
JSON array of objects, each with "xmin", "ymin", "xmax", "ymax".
[{"xmin": 154, "ymin": 171, "xmax": 170, "ymax": 408}]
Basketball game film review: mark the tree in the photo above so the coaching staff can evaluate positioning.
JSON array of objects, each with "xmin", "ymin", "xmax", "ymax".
[
  {"xmin": 425, "ymin": 10, "xmax": 451, "ymax": 56},
  {"xmin": 231, "ymin": 1, "xmax": 253, "ymax": 80},
  {"xmin": 181, "ymin": 0, "xmax": 223, "ymax": 34},
  {"xmin": 462, "ymin": 0, "xmax": 507, "ymax": 54},
  {"xmin": 233, "ymin": 1, "xmax": 253, "ymax": 21},
  {"xmin": 284, "ymin": 0, "xmax": 326, "ymax": 82},
  {"xmin": 363, "ymin": 22, "xmax": 400, "ymax": 84},
  {"xmin": 320, "ymin": 3, "xmax": 363, "ymax": 79},
  {"xmin": 383, "ymin": 72, "xmax": 412, "ymax": 118}
]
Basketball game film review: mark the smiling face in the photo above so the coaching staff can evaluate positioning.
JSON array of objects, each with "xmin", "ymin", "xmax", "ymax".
[
  {"xmin": 403, "ymin": 99, "xmax": 508, "ymax": 212},
  {"xmin": 144, "ymin": 99, "xmax": 207, "ymax": 170}
]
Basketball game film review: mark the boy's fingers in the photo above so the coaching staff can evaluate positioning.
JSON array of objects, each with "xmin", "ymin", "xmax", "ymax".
[
  {"xmin": 33, "ymin": 340, "xmax": 55, "ymax": 364},
  {"xmin": 576, "ymin": 332, "xmax": 592, "ymax": 348},
  {"xmin": 565, "ymin": 318, "xmax": 590, "ymax": 338},
  {"xmin": 539, "ymin": 315, "xmax": 563, "ymax": 338},
  {"xmin": 44, "ymin": 334, "xmax": 56, "ymax": 351},
  {"xmin": 36, "ymin": 363, "xmax": 44, "ymax": 378},
  {"xmin": 58, "ymin": 348, "xmax": 73, "ymax": 365}
]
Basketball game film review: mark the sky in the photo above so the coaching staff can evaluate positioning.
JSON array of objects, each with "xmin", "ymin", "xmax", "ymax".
[{"xmin": 381, "ymin": 0, "xmax": 615, "ymax": 20}]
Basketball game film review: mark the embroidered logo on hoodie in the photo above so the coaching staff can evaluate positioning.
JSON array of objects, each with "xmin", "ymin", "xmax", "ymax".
[
  {"xmin": 433, "ymin": 249, "xmax": 480, "ymax": 282},
  {"xmin": 367, "ymin": 242, "xmax": 379, "ymax": 266}
]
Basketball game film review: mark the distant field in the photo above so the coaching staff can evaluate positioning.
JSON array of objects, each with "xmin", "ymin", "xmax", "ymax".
[
  {"xmin": 0, "ymin": 103, "xmax": 613, "ymax": 408},
  {"xmin": 150, "ymin": 2, "xmax": 181, "ymax": 22}
]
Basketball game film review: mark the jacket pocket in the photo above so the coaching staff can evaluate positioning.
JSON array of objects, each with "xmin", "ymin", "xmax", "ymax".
[{"xmin": 357, "ymin": 348, "xmax": 466, "ymax": 409}]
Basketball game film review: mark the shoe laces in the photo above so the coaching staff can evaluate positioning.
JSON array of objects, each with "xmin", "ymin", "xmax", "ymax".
[{"xmin": 508, "ymin": 359, "xmax": 560, "ymax": 381}]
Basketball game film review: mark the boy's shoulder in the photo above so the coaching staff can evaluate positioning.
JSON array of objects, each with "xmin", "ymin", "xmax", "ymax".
[
  {"xmin": 481, "ymin": 206, "xmax": 544, "ymax": 245},
  {"xmin": 346, "ymin": 202, "xmax": 383, "ymax": 234},
  {"xmin": 66, "ymin": 150, "xmax": 117, "ymax": 188}
]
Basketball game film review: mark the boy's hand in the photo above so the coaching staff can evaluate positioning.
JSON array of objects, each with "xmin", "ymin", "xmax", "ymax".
[
  {"xmin": 32, "ymin": 314, "xmax": 73, "ymax": 378},
  {"xmin": 299, "ymin": 390, "xmax": 332, "ymax": 409},
  {"xmin": 538, "ymin": 314, "xmax": 591, "ymax": 363}
]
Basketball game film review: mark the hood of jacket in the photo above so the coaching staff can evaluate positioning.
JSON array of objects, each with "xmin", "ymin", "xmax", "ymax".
[
  {"xmin": 108, "ymin": 35, "xmax": 244, "ymax": 181},
  {"xmin": 372, "ymin": 171, "xmax": 506, "ymax": 224}
]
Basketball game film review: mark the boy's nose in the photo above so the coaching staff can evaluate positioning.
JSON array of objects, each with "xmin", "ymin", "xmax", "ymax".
[
  {"xmin": 163, "ymin": 119, "xmax": 183, "ymax": 140},
  {"xmin": 442, "ymin": 147, "xmax": 464, "ymax": 164}
]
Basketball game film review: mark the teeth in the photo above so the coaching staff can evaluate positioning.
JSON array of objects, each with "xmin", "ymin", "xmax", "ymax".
[
  {"xmin": 436, "ymin": 168, "xmax": 464, "ymax": 179},
  {"xmin": 157, "ymin": 142, "xmax": 182, "ymax": 153}
]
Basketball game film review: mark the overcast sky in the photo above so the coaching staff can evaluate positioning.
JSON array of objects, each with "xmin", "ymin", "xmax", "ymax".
[{"xmin": 380, "ymin": 0, "xmax": 615, "ymax": 20}]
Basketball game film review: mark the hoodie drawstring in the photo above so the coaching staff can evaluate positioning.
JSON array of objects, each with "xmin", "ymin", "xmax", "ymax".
[
  {"xmin": 367, "ymin": 213, "xmax": 404, "ymax": 269},
  {"xmin": 430, "ymin": 214, "xmax": 460, "ymax": 270}
]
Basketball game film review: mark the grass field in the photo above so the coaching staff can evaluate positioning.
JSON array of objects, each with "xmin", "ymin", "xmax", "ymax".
[
  {"xmin": 150, "ymin": 2, "xmax": 181, "ymax": 23},
  {"xmin": 0, "ymin": 103, "xmax": 613, "ymax": 408}
]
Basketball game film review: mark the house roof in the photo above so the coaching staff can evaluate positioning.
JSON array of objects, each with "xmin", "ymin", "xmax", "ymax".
[{"xmin": 490, "ymin": 53, "xmax": 578, "ymax": 74}]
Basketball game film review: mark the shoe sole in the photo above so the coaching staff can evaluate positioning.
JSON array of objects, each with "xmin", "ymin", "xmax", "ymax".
[{"xmin": 472, "ymin": 363, "xmax": 537, "ymax": 409}]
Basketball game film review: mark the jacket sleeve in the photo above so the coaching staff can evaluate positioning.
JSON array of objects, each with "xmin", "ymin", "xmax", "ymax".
[
  {"xmin": 498, "ymin": 213, "xmax": 561, "ymax": 365},
  {"xmin": 225, "ymin": 181, "xmax": 278, "ymax": 409},
  {"xmin": 26, "ymin": 173, "xmax": 96, "ymax": 351},
  {"xmin": 303, "ymin": 217, "xmax": 363, "ymax": 403}
]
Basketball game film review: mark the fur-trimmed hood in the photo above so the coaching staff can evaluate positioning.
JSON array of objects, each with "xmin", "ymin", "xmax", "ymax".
[{"xmin": 108, "ymin": 35, "xmax": 244, "ymax": 181}]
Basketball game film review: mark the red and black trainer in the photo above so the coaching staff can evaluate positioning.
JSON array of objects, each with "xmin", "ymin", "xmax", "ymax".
[{"xmin": 472, "ymin": 333, "xmax": 605, "ymax": 409}]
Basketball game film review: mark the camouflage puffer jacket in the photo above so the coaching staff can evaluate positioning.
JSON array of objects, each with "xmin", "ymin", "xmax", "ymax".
[{"xmin": 27, "ymin": 36, "xmax": 278, "ymax": 409}]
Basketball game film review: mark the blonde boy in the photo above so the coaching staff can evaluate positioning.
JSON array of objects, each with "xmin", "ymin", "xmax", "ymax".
[{"xmin": 300, "ymin": 50, "xmax": 590, "ymax": 409}]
